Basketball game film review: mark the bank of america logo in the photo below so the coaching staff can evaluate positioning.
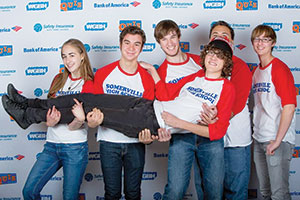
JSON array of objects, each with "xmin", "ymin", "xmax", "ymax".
[
  {"xmin": 236, "ymin": 44, "xmax": 246, "ymax": 50},
  {"xmin": 11, "ymin": 26, "xmax": 22, "ymax": 32},
  {"xmin": 14, "ymin": 154, "xmax": 25, "ymax": 160},
  {"xmin": 189, "ymin": 23, "xmax": 199, "ymax": 29},
  {"xmin": 131, "ymin": 1, "xmax": 141, "ymax": 7}
]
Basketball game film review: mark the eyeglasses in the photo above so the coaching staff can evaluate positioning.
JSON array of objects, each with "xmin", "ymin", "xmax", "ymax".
[
  {"xmin": 253, "ymin": 37, "xmax": 273, "ymax": 43},
  {"xmin": 206, "ymin": 50, "xmax": 224, "ymax": 59}
]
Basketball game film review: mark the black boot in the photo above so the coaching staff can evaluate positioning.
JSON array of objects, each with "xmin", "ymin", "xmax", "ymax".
[
  {"xmin": 2, "ymin": 95, "xmax": 31, "ymax": 129},
  {"xmin": 7, "ymin": 83, "xmax": 28, "ymax": 108}
]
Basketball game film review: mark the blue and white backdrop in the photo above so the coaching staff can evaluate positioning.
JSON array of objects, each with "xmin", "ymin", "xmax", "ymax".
[{"xmin": 1, "ymin": 0, "xmax": 300, "ymax": 199}]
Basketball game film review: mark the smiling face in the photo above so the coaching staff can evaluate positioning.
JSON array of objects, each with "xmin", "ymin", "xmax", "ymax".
[
  {"xmin": 61, "ymin": 44, "xmax": 83, "ymax": 78},
  {"xmin": 159, "ymin": 30, "xmax": 181, "ymax": 58},
  {"xmin": 252, "ymin": 33, "xmax": 275, "ymax": 58},
  {"xmin": 120, "ymin": 33, "xmax": 143, "ymax": 62},
  {"xmin": 204, "ymin": 49, "xmax": 225, "ymax": 78}
]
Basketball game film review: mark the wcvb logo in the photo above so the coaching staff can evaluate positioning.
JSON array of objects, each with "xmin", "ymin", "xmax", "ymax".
[{"xmin": 26, "ymin": 2, "xmax": 49, "ymax": 11}]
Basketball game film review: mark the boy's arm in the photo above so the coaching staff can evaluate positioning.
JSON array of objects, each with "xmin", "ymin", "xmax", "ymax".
[
  {"xmin": 230, "ymin": 57, "xmax": 252, "ymax": 116},
  {"xmin": 266, "ymin": 104, "xmax": 295, "ymax": 155},
  {"xmin": 162, "ymin": 111, "xmax": 209, "ymax": 138},
  {"xmin": 267, "ymin": 60, "xmax": 297, "ymax": 155},
  {"xmin": 139, "ymin": 61, "xmax": 161, "ymax": 83},
  {"xmin": 162, "ymin": 81, "xmax": 235, "ymax": 140}
]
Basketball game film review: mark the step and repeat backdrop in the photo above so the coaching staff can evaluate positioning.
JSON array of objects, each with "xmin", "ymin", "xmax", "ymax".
[{"xmin": 1, "ymin": 0, "xmax": 300, "ymax": 199}]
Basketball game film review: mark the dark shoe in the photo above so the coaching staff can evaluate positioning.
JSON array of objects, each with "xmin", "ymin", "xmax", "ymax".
[
  {"xmin": 7, "ymin": 83, "xmax": 28, "ymax": 108},
  {"xmin": 2, "ymin": 95, "xmax": 30, "ymax": 129}
]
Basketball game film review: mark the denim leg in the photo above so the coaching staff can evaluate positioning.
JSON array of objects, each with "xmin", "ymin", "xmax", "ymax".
[
  {"xmin": 61, "ymin": 142, "xmax": 88, "ymax": 200},
  {"xmin": 193, "ymin": 158, "xmax": 204, "ymax": 200},
  {"xmin": 196, "ymin": 137, "xmax": 224, "ymax": 200},
  {"xmin": 253, "ymin": 140, "xmax": 271, "ymax": 199},
  {"xmin": 100, "ymin": 141, "xmax": 123, "ymax": 200},
  {"xmin": 223, "ymin": 145, "xmax": 251, "ymax": 200},
  {"xmin": 163, "ymin": 133, "xmax": 197, "ymax": 200},
  {"xmin": 266, "ymin": 141, "xmax": 294, "ymax": 200},
  {"xmin": 123, "ymin": 143, "xmax": 145, "ymax": 200},
  {"xmin": 23, "ymin": 142, "xmax": 61, "ymax": 200}
]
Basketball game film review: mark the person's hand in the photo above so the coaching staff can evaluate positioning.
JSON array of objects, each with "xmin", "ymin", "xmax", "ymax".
[
  {"xmin": 71, "ymin": 98, "xmax": 85, "ymax": 122},
  {"xmin": 161, "ymin": 111, "xmax": 180, "ymax": 128},
  {"xmin": 139, "ymin": 61, "xmax": 155, "ymax": 71},
  {"xmin": 87, "ymin": 108, "xmax": 104, "ymax": 128},
  {"xmin": 138, "ymin": 129, "xmax": 155, "ymax": 144},
  {"xmin": 46, "ymin": 106, "xmax": 61, "ymax": 127},
  {"xmin": 198, "ymin": 103, "xmax": 218, "ymax": 125},
  {"xmin": 157, "ymin": 128, "xmax": 171, "ymax": 142},
  {"xmin": 266, "ymin": 140, "xmax": 281, "ymax": 155}
]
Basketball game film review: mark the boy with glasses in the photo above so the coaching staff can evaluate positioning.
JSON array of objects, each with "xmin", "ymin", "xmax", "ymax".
[{"xmin": 251, "ymin": 24, "xmax": 296, "ymax": 200}]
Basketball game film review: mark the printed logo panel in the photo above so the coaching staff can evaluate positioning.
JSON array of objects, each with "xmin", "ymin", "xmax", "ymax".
[
  {"xmin": 236, "ymin": 0, "xmax": 258, "ymax": 11},
  {"xmin": 61, "ymin": 0, "xmax": 83, "ymax": 11}
]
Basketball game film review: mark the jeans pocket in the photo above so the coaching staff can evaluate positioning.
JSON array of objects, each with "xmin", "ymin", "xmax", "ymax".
[{"xmin": 269, "ymin": 155, "xmax": 280, "ymax": 167}]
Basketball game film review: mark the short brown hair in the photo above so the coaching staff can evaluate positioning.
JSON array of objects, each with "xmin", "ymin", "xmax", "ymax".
[
  {"xmin": 154, "ymin": 19, "xmax": 181, "ymax": 43},
  {"xmin": 119, "ymin": 26, "xmax": 146, "ymax": 47},
  {"xmin": 251, "ymin": 24, "xmax": 277, "ymax": 44}
]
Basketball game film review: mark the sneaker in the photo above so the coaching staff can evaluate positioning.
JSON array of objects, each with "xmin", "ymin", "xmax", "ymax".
[
  {"xmin": 2, "ymin": 95, "xmax": 30, "ymax": 129},
  {"xmin": 7, "ymin": 83, "xmax": 28, "ymax": 108}
]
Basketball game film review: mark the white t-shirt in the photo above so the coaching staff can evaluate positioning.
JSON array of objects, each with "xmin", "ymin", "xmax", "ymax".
[
  {"xmin": 252, "ymin": 58, "xmax": 297, "ymax": 144},
  {"xmin": 46, "ymin": 75, "xmax": 88, "ymax": 143}
]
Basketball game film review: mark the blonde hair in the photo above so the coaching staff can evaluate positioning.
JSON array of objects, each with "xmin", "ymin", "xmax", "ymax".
[{"xmin": 48, "ymin": 39, "xmax": 94, "ymax": 98}]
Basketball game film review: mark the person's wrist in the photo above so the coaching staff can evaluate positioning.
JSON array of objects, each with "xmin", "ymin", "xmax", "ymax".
[{"xmin": 75, "ymin": 117, "xmax": 85, "ymax": 124}]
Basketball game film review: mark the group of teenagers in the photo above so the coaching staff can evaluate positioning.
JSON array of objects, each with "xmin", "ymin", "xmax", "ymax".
[{"xmin": 2, "ymin": 19, "xmax": 297, "ymax": 200}]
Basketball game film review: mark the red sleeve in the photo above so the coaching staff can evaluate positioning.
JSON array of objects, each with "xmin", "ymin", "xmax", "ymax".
[
  {"xmin": 138, "ymin": 65, "xmax": 155, "ymax": 100},
  {"xmin": 155, "ymin": 70, "xmax": 204, "ymax": 101},
  {"xmin": 231, "ymin": 56, "xmax": 252, "ymax": 115},
  {"xmin": 93, "ymin": 62, "xmax": 117, "ymax": 95},
  {"xmin": 208, "ymin": 80, "xmax": 235, "ymax": 140},
  {"xmin": 271, "ymin": 58, "xmax": 297, "ymax": 107},
  {"xmin": 188, "ymin": 53, "xmax": 201, "ymax": 65},
  {"xmin": 157, "ymin": 59, "xmax": 168, "ymax": 83},
  {"xmin": 81, "ymin": 80, "xmax": 94, "ymax": 93}
]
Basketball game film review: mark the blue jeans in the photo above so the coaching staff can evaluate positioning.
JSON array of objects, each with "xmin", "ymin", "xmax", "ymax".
[
  {"xmin": 100, "ymin": 141, "xmax": 145, "ymax": 200},
  {"xmin": 223, "ymin": 145, "xmax": 251, "ymax": 200},
  {"xmin": 163, "ymin": 134, "xmax": 224, "ymax": 200},
  {"xmin": 23, "ymin": 142, "xmax": 88, "ymax": 200}
]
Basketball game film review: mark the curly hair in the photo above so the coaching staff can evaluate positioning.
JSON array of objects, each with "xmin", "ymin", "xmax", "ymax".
[{"xmin": 200, "ymin": 45, "xmax": 233, "ymax": 79}]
